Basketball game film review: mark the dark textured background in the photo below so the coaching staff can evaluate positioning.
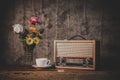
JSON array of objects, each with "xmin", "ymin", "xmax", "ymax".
[{"xmin": 0, "ymin": 0, "xmax": 120, "ymax": 70}]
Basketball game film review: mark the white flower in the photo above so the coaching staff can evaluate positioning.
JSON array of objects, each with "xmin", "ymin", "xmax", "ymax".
[{"xmin": 12, "ymin": 24, "xmax": 23, "ymax": 33}]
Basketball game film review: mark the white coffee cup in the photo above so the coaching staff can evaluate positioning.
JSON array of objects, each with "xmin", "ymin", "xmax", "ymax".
[{"xmin": 36, "ymin": 58, "xmax": 50, "ymax": 67}]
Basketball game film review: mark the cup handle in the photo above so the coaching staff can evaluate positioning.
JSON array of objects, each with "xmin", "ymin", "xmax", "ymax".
[{"xmin": 47, "ymin": 60, "xmax": 50, "ymax": 65}]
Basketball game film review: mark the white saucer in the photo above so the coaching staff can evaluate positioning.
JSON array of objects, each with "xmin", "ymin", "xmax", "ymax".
[{"xmin": 32, "ymin": 64, "xmax": 51, "ymax": 68}]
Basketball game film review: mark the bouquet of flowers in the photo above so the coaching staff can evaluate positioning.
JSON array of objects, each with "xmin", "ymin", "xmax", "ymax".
[{"xmin": 12, "ymin": 17, "xmax": 44, "ymax": 53}]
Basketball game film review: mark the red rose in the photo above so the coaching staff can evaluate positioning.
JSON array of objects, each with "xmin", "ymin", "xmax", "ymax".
[{"xmin": 28, "ymin": 17, "xmax": 40, "ymax": 24}]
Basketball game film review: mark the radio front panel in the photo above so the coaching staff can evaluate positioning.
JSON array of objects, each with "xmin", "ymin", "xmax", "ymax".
[{"xmin": 54, "ymin": 40, "xmax": 96, "ymax": 70}]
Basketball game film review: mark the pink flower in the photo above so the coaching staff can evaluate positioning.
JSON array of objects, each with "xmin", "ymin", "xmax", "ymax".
[{"xmin": 28, "ymin": 17, "xmax": 40, "ymax": 24}]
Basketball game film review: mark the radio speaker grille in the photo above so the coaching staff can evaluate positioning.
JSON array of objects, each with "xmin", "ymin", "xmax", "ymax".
[{"xmin": 54, "ymin": 40, "xmax": 95, "ymax": 58}]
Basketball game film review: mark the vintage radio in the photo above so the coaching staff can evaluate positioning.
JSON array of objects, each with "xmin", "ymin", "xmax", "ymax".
[{"xmin": 54, "ymin": 40, "xmax": 96, "ymax": 70}]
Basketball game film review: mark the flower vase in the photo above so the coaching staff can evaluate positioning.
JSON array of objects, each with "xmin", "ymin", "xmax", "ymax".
[{"xmin": 24, "ymin": 45, "xmax": 35, "ymax": 67}]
